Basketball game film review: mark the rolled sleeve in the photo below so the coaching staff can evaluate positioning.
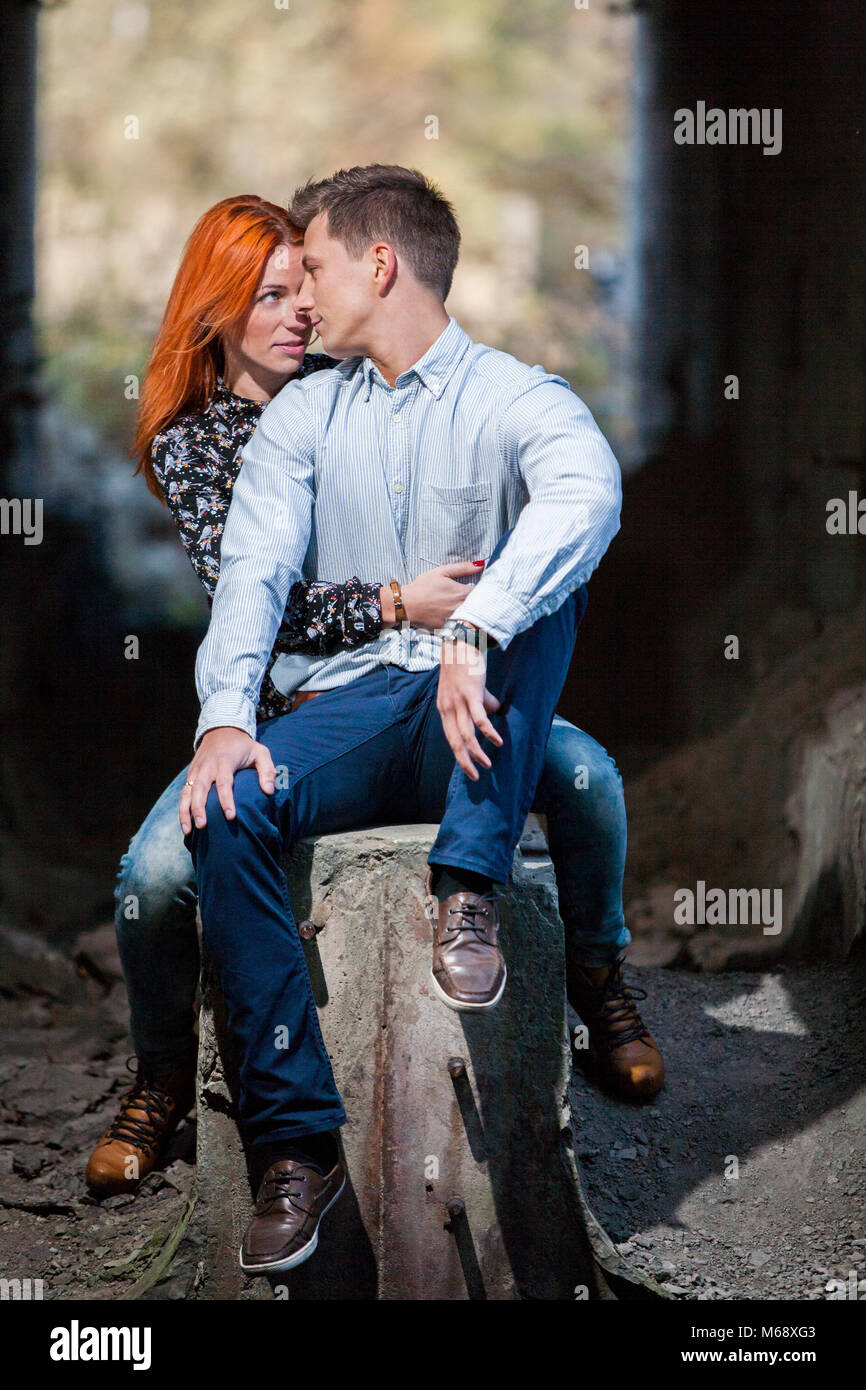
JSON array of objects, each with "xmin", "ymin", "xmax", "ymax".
[{"xmin": 446, "ymin": 575, "xmax": 530, "ymax": 650}]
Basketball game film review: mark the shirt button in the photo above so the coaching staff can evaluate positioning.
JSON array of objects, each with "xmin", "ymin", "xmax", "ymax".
[{"xmin": 393, "ymin": 482, "xmax": 404, "ymax": 493}]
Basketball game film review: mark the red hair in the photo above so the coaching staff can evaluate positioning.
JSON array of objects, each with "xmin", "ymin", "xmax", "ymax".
[{"xmin": 132, "ymin": 195, "xmax": 302, "ymax": 499}]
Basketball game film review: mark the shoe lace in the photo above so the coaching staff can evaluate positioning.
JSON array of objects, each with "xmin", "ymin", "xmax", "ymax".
[
  {"xmin": 587, "ymin": 956, "xmax": 652, "ymax": 1049},
  {"xmin": 446, "ymin": 893, "xmax": 498, "ymax": 938},
  {"xmin": 102, "ymin": 1059, "xmax": 173, "ymax": 1152},
  {"xmin": 264, "ymin": 1169, "xmax": 310, "ymax": 1212}
]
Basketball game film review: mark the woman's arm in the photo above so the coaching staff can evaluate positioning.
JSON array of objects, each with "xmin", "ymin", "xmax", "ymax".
[
  {"xmin": 275, "ymin": 577, "xmax": 392, "ymax": 657},
  {"xmin": 152, "ymin": 429, "xmax": 391, "ymax": 650},
  {"xmin": 151, "ymin": 429, "xmax": 228, "ymax": 600}
]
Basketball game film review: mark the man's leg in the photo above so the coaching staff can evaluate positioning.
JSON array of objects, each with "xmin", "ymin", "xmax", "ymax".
[
  {"xmin": 188, "ymin": 664, "xmax": 454, "ymax": 1274},
  {"xmin": 404, "ymin": 551, "xmax": 587, "ymax": 1009},
  {"xmin": 186, "ymin": 666, "xmax": 423, "ymax": 1154},
  {"xmin": 422, "ymin": 583, "xmax": 588, "ymax": 886}
]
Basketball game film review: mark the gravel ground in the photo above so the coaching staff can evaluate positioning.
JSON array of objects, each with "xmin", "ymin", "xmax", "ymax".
[
  {"xmin": 570, "ymin": 949, "xmax": 866, "ymax": 1300},
  {"xmin": 1, "ymin": 921, "xmax": 864, "ymax": 1301}
]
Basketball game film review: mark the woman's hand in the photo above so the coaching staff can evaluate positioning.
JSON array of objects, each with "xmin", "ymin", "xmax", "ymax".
[{"xmin": 396, "ymin": 561, "xmax": 484, "ymax": 631}]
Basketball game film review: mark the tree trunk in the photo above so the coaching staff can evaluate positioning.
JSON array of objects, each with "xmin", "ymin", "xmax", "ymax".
[{"xmin": 187, "ymin": 825, "xmax": 662, "ymax": 1301}]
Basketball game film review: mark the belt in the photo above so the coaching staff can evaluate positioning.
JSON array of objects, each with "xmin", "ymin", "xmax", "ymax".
[{"xmin": 285, "ymin": 689, "xmax": 324, "ymax": 714}]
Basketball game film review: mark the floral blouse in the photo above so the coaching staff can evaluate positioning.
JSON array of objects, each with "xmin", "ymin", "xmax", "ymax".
[{"xmin": 150, "ymin": 361, "xmax": 385, "ymax": 721}]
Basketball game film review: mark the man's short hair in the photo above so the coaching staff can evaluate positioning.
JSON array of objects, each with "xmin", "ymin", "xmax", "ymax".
[{"xmin": 288, "ymin": 164, "xmax": 461, "ymax": 301}]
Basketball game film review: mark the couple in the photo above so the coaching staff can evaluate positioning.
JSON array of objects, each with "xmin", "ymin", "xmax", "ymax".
[{"xmin": 86, "ymin": 164, "xmax": 664, "ymax": 1275}]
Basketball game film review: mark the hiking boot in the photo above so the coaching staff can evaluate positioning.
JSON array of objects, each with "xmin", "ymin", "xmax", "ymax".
[
  {"xmin": 85, "ymin": 1058, "xmax": 196, "ymax": 1197},
  {"xmin": 566, "ymin": 955, "xmax": 664, "ymax": 1102}
]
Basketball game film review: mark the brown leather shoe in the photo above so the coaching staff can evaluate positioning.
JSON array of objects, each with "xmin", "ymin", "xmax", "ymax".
[
  {"xmin": 566, "ymin": 955, "xmax": 665, "ymax": 1103},
  {"xmin": 424, "ymin": 867, "xmax": 507, "ymax": 1012},
  {"xmin": 239, "ymin": 1156, "xmax": 346, "ymax": 1274},
  {"xmin": 85, "ymin": 1058, "xmax": 196, "ymax": 1197}
]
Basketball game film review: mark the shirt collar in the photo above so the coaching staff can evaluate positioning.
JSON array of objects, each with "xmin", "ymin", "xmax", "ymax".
[{"xmin": 361, "ymin": 316, "xmax": 470, "ymax": 402}]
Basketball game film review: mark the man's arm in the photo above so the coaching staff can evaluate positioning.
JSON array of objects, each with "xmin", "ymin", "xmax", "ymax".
[
  {"xmin": 180, "ymin": 387, "xmax": 316, "ymax": 834},
  {"xmin": 193, "ymin": 387, "xmax": 317, "ymax": 745},
  {"xmin": 447, "ymin": 376, "xmax": 622, "ymax": 647}
]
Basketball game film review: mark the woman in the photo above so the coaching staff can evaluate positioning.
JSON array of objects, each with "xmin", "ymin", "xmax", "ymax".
[{"xmin": 85, "ymin": 195, "xmax": 655, "ymax": 1198}]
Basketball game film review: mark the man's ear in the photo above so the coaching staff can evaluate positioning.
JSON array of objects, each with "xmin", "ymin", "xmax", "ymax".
[{"xmin": 371, "ymin": 242, "xmax": 398, "ymax": 297}]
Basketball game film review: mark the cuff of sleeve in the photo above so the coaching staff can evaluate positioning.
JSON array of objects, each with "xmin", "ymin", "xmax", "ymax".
[
  {"xmin": 448, "ymin": 577, "xmax": 530, "ymax": 651},
  {"xmin": 195, "ymin": 692, "xmax": 258, "ymax": 749}
]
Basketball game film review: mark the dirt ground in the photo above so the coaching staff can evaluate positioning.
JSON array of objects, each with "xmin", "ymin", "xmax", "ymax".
[
  {"xmin": 1, "ymin": 922, "xmax": 863, "ymax": 1301},
  {"xmin": 0, "ymin": 927, "xmax": 195, "ymax": 1301},
  {"xmin": 571, "ymin": 951, "xmax": 866, "ymax": 1300}
]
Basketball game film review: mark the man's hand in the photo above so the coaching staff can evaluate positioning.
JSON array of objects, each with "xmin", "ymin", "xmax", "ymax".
[
  {"xmin": 437, "ymin": 637, "xmax": 504, "ymax": 780},
  {"xmin": 179, "ymin": 727, "xmax": 276, "ymax": 834}
]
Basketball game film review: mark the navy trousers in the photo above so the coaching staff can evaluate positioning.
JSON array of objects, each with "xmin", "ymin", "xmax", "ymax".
[{"xmin": 188, "ymin": 571, "xmax": 588, "ymax": 1150}]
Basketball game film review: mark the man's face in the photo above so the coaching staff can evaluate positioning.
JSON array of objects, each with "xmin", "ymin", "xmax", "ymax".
[{"xmin": 296, "ymin": 213, "xmax": 380, "ymax": 358}]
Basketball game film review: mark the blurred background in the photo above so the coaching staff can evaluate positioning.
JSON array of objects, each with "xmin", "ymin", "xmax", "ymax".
[
  {"xmin": 7, "ymin": 0, "xmax": 636, "ymax": 940},
  {"xmin": 38, "ymin": 0, "xmax": 634, "ymax": 469},
  {"xmin": 3, "ymin": 0, "xmax": 866, "ymax": 966}
]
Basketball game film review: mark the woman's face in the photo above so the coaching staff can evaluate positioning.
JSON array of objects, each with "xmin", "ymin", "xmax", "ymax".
[{"xmin": 231, "ymin": 243, "xmax": 313, "ymax": 382}]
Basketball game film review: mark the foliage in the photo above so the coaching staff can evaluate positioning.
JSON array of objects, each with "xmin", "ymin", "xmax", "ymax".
[{"xmin": 37, "ymin": 0, "xmax": 633, "ymax": 450}]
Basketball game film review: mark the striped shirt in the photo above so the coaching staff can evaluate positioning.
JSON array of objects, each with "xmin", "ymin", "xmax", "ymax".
[{"xmin": 195, "ymin": 315, "xmax": 622, "ymax": 745}]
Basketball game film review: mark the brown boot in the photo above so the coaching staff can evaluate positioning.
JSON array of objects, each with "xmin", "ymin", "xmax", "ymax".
[
  {"xmin": 85, "ymin": 1058, "xmax": 196, "ymax": 1197},
  {"xmin": 566, "ymin": 955, "xmax": 664, "ymax": 1102}
]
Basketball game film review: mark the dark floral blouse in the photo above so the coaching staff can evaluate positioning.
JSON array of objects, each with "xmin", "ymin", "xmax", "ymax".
[{"xmin": 150, "ymin": 359, "xmax": 385, "ymax": 721}]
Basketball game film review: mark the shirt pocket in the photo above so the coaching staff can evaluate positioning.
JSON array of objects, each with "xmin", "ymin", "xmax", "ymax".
[{"xmin": 418, "ymin": 481, "xmax": 492, "ymax": 568}]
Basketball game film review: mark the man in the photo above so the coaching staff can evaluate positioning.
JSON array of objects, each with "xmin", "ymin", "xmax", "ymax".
[{"xmin": 181, "ymin": 164, "xmax": 661, "ymax": 1275}]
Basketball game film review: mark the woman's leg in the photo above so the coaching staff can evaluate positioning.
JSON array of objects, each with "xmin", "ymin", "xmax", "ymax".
[
  {"xmin": 533, "ymin": 714, "xmax": 630, "ymax": 969},
  {"xmin": 87, "ymin": 765, "xmax": 201, "ymax": 1195},
  {"xmin": 114, "ymin": 763, "xmax": 201, "ymax": 1073},
  {"xmin": 533, "ymin": 715, "xmax": 664, "ymax": 1101}
]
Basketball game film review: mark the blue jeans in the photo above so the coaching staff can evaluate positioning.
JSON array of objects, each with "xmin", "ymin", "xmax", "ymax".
[
  {"xmin": 115, "ymin": 762, "xmax": 201, "ymax": 1075},
  {"xmin": 115, "ymin": 706, "xmax": 629, "ymax": 1077},
  {"xmin": 170, "ymin": 581, "xmax": 630, "ymax": 1148}
]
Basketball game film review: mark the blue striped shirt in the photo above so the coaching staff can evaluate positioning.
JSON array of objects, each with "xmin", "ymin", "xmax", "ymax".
[{"xmin": 194, "ymin": 315, "xmax": 621, "ymax": 745}]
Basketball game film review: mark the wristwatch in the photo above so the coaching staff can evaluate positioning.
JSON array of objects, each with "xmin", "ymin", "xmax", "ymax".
[{"xmin": 440, "ymin": 618, "xmax": 490, "ymax": 651}]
